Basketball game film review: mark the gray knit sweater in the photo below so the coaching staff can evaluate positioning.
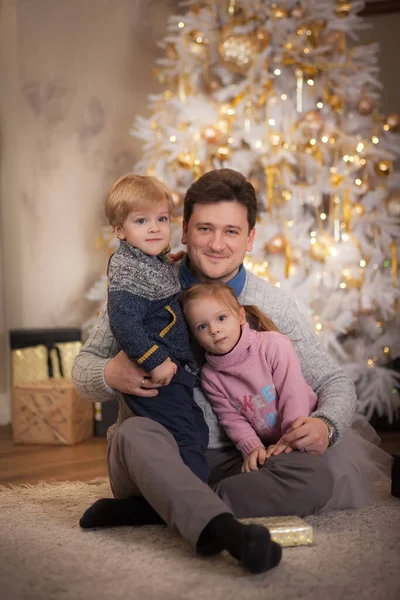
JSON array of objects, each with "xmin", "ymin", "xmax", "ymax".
[{"xmin": 72, "ymin": 270, "xmax": 356, "ymax": 447}]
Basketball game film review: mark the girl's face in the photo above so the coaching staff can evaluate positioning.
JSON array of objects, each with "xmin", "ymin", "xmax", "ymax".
[{"xmin": 184, "ymin": 295, "xmax": 246, "ymax": 355}]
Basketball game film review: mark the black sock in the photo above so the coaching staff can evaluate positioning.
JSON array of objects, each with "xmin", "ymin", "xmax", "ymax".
[
  {"xmin": 196, "ymin": 513, "xmax": 282, "ymax": 573},
  {"xmin": 79, "ymin": 497, "xmax": 165, "ymax": 529}
]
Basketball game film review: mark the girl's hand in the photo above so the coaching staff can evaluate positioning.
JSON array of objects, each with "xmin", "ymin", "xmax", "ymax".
[
  {"xmin": 265, "ymin": 443, "xmax": 293, "ymax": 459},
  {"xmin": 241, "ymin": 447, "xmax": 267, "ymax": 473}
]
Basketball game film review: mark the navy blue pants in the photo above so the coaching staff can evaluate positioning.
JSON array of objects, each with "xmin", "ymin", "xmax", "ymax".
[{"xmin": 123, "ymin": 364, "xmax": 209, "ymax": 483}]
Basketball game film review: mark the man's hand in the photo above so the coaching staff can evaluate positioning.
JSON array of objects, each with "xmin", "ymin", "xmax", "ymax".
[
  {"xmin": 280, "ymin": 417, "xmax": 330, "ymax": 456},
  {"xmin": 265, "ymin": 443, "xmax": 293, "ymax": 459},
  {"xmin": 104, "ymin": 351, "xmax": 161, "ymax": 397},
  {"xmin": 167, "ymin": 250, "xmax": 186, "ymax": 264},
  {"xmin": 241, "ymin": 447, "xmax": 267, "ymax": 473},
  {"xmin": 150, "ymin": 358, "xmax": 177, "ymax": 386}
]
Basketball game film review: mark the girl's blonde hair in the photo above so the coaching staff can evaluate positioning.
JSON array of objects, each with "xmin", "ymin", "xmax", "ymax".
[
  {"xmin": 105, "ymin": 173, "xmax": 174, "ymax": 227},
  {"xmin": 181, "ymin": 282, "xmax": 282, "ymax": 334}
]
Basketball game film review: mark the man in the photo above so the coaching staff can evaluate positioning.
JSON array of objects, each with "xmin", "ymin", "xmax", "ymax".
[{"xmin": 73, "ymin": 168, "xmax": 356, "ymax": 567}]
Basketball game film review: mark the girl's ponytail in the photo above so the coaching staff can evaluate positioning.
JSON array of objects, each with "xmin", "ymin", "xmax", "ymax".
[{"xmin": 243, "ymin": 304, "xmax": 281, "ymax": 333}]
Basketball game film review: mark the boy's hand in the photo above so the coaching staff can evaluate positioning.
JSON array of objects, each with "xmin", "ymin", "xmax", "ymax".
[
  {"xmin": 150, "ymin": 358, "xmax": 177, "ymax": 386},
  {"xmin": 167, "ymin": 250, "xmax": 186, "ymax": 264},
  {"xmin": 241, "ymin": 447, "xmax": 267, "ymax": 473},
  {"xmin": 265, "ymin": 443, "xmax": 293, "ymax": 459}
]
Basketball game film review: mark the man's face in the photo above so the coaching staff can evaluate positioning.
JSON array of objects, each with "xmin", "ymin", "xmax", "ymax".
[{"xmin": 181, "ymin": 201, "xmax": 255, "ymax": 282}]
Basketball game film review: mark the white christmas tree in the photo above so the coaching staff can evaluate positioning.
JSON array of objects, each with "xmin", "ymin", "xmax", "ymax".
[{"xmin": 87, "ymin": 0, "xmax": 400, "ymax": 422}]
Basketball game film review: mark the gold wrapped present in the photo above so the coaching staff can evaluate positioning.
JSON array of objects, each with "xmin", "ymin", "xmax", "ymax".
[
  {"xmin": 55, "ymin": 341, "xmax": 82, "ymax": 378},
  {"xmin": 12, "ymin": 379, "xmax": 93, "ymax": 445},
  {"xmin": 12, "ymin": 345, "xmax": 49, "ymax": 386},
  {"xmin": 240, "ymin": 515, "xmax": 313, "ymax": 547}
]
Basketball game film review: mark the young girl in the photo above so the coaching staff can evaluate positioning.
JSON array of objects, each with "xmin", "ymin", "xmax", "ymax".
[{"xmin": 181, "ymin": 282, "xmax": 392, "ymax": 510}]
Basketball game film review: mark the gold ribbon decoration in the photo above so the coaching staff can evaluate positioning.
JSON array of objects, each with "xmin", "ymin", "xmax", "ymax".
[
  {"xmin": 343, "ymin": 188, "xmax": 351, "ymax": 233},
  {"xmin": 265, "ymin": 165, "xmax": 275, "ymax": 216},
  {"xmin": 284, "ymin": 220, "xmax": 292, "ymax": 279}
]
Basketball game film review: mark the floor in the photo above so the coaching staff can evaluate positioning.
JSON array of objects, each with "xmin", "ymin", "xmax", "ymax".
[{"xmin": 0, "ymin": 424, "xmax": 399, "ymax": 487}]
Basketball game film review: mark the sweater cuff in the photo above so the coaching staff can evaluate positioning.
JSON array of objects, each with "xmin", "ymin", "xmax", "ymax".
[
  {"xmin": 93, "ymin": 358, "xmax": 119, "ymax": 400},
  {"xmin": 238, "ymin": 437, "xmax": 265, "ymax": 457},
  {"xmin": 138, "ymin": 346, "xmax": 170, "ymax": 373}
]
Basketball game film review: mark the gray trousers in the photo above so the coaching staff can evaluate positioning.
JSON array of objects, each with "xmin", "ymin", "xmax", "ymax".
[{"xmin": 108, "ymin": 417, "xmax": 334, "ymax": 547}]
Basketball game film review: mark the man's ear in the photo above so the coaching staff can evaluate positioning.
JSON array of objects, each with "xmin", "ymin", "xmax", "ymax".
[
  {"xmin": 114, "ymin": 225, "xmax": 126, "ymax": 240},
  {"xmin": 246, "ymin": 227, "xmax": 256, "ymax": 252},
  {"xmin": 181, "ymin": 219, "xmax": 188, "ymax": 245}
]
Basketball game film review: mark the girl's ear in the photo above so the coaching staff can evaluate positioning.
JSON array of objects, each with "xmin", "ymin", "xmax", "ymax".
[
  {"xmin": 114, "ymin": 225, "xmax": 126, "ymax": 240},
  {"xmin": 239, "ymin": 306, "xmax": 246, "ymax": 326}
]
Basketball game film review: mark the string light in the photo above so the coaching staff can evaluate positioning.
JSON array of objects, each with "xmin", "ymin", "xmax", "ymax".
[
  {"xmin": 356, "ymin": 142, "xmax": 364, "ymax": 152},
  {"xmin": 274, "ymin": 69, "xmax": 281, "ymax": 75},
  {"xmin": 320, "ymin": 213, "xmax": 327, "ymax": 220},
  {"xmin": 341, "ymin": 233, "xmax": 349, "ymax": 241},
  {"xmin": 317, "ymin": 101, "xmax": 324, "ymax": 108},
  {"xmin": 340, "ymin": 282, "xmax": 346, "ymax": 288},
  {"xmin": 322, "ymin": 135, "xmax": 329, "ymax": 143},
  {"xmin": 178, "ymin": 21, "xmax": 185, "ymax": 28},
  {"xmin": 372, "ymin": 136, "xmax": 379, "ymax": 144},
  {"xmin": 281, "ymin": 94, "xmax": 287, "ymax": 100},
  {"xmin": 384, "ymin": 347, "xmax": 390, "ymax": 354},
  {"xmin": 307, "ymin": 79, "xmax": 314, "ymax": 86},
  {"xmin": 355, "ymin": 179, "xmax": 362, "ymax": 186},
  {"xmin": 169, "ymin": 135, "xmax": 177, "ymax": 142},
  {"xmin": 360, "ymin": 260, "xmax": 366, "ymax": 267},
  {"xmin": 268, "ymin": 118, "xmax": 276, "ymax": 126}
]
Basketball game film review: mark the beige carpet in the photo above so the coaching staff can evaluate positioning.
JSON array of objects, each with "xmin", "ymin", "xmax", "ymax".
[{"xmin": 0, "ymin": 479, "xmax": 399, "ymax": 600}]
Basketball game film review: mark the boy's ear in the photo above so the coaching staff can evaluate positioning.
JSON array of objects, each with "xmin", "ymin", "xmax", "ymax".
[{"xmin": 114, "ymin": 225, "xmax": 126, "ymax": 240}]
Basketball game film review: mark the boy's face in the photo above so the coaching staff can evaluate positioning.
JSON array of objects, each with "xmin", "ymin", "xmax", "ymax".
[
  {"xmin": 181, "ymin": 201, "xmax": 255, "ymax": 282},
  {"xmin": 114, "ymin": 199, "xmax": 171, "ymax": 256}
]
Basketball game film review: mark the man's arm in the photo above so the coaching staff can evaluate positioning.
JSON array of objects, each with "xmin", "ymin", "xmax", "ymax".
[
  {"xmin": 72, "ymin": 304, "xmax": 160, "ymax": 402},
  {"xmin": 277, "ymin": 292, "xmax": 357, "ymax": 445}
]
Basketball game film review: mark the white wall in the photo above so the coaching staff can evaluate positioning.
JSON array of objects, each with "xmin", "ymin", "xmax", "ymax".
[
  {"xmin": 0, "ymin": 0, "xmax": 177, "ymax": 423},
  {"xmin": 0, "ymin": 2, "xmax": 399, "ymax": 424}
]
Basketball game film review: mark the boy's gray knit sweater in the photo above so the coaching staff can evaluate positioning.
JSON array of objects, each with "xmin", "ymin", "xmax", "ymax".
[
  {"xmin": 108, "ymin": 241, "xmax": 194, "ymax": 372},
  {"xmin": 72, "ymin": 269, "xmax": 357, "ymax": 448}
]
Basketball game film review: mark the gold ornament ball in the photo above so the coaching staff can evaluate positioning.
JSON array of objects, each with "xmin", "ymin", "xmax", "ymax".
[
  {"xmin": 384, "ymin": 113, "xmax": 400, "ymax": 132},
  {"xmin": 320, "ymin": 30, "xmax": 343, "ymax": 53},
  {"xmin": 386, "ymin": 190, "xmax": 400, "ymax": 218},
  {"xmin": 352, "ymin": 202, "xmax": 365, "ymax": 216},
  {"xmin": 375, "ymin": 159, "xmax": 393, "ymax": 177},
  {"xmin": 255, "ymin": 29, "xmax": 270, "ymax": 51},
  {"xmin": 328, "ymin": 94, "xmax": 343, "ymax": 110},
  {"xmin": 178, "ymin": 152, "xmax": 194, "ymax": 169},
  {"xmin": 201, "ymin": 126, "xmax": 221, "ymax": 145},
  {"xmin": 310, "ymin": 241, "xmax": 326, "ymax": 262},
  {"xmin": 330, "ymin": 172, "xmax": 343, "ymax": 187},
  {"xmin": 216, "ymin": 145, "xmax": 231, "ymax": 161},
  {"xmin": 335, "ymin": 2, "xmax": 352, "ymax": 18},
  {"xmin": 171, "ymin": 191, "xmax": 182, "ymax": 207},
  {"xmin": 271, "ymin": 5, "xmax": 288, "ymax": 19},
  {"xmin": 301, "ymin": 110, "xmax": 324, "ymax": 134},
  {"xmin": 291, "ymin": 4, "xmax": 307, "ymax": 19},
  {"xmin": 357, "ymin": 97, "xmax": 375, "ymax": 116},
  {"xmin": 265, "ymin": 234, "xmax": 286, "ymax": 254},
  {"xmin": 218, "ymin": 30, "xmax": 258, "ymax": 74},
  {"xmin": 341, "ymin": 268, "xmax": 364, "ymax": 289},
  {"xmin": 249, "ymin": 176, "xmax": 261, "ymax": 195}
]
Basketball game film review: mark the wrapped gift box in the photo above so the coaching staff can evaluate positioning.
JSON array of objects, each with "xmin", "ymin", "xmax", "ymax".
[
  {"xmin": 12, "ymin": 379, "xmax": 93, "ymax": 445},
  {"xmin": 240, "ymin": 515, "xmax": 313, "ymax": 547}
]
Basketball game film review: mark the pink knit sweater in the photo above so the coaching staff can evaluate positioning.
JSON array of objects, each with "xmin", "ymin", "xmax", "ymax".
[{"xmin": 201, "ymin": 323, "xmax": 317, "ymax": 457}]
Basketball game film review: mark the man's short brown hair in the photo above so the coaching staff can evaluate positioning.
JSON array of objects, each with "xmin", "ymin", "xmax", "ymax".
[
  {"xmin": 105, "ymin": 173, "xmax": 173, "ymax": 228},
  {"xmin": 183, "ymin": 169, "xmax": 257, "ymax": 231}
]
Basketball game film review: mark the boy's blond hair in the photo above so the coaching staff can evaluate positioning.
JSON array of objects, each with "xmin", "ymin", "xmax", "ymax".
[{"xmin": 105, "ymin": 173, "xmax": 174, "ymax": 227}]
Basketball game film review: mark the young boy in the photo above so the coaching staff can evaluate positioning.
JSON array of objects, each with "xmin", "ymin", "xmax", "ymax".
[{"xmin": 105, "ymin": 173, "xmax": 209, "ymax": 482}]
